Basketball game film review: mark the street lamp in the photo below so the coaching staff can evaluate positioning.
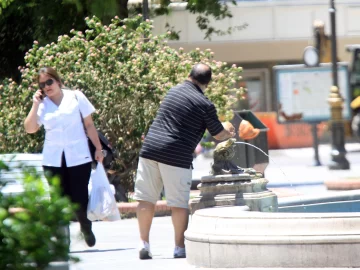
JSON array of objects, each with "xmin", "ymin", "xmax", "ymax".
[{"xmin": 327, "ymin": 0, "xmax": 350, "ymax": 170}]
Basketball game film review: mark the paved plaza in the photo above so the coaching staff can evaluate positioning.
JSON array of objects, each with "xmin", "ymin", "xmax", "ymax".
[
  {"xmin": 69, "ymin": 217, "xmax": 192, "ymax": 270},
  {"xmin": 69, "ymin": 142, "xmax": 360, "ymax": 269},
  {"xmin": 69, "ymin": 216, "xmax": 360, "ymax": 270}
]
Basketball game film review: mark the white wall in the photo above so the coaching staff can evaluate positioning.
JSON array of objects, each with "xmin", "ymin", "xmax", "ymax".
[
  {"xmin": 152, "ymin": 0, "xmax": 360, "ymax": 43},
  {"xmin": 151, "ymin": 1, "xmax": 360, "ymax": 63}
]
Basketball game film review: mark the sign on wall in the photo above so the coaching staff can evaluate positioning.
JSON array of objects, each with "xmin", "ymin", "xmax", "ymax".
[{"xmin": 274, "ymin": 63, "xmax": 351, "ymax": 123}]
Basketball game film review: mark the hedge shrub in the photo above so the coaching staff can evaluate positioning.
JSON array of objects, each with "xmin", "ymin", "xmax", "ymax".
[{"xmin": 0, "ymin": 15, "xmax": 245, "ymax": 196}]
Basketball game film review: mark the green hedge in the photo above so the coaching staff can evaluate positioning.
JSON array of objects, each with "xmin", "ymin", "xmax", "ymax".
[{"xmin": 0, "ymin": 15, "xmax": 245, "ymax": 194}]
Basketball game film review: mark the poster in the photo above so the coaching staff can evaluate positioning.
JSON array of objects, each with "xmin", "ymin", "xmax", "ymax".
[{"xmin": 274, "ymin": 63, "xmax": 351, "ymax": 123}]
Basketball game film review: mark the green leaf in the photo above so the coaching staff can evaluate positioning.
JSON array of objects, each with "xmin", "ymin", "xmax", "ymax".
[{"xmin": 0, "ymin": 207, "xmax": 7, "ymax": 220}]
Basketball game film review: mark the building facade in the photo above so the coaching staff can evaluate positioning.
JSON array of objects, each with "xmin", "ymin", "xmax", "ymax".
[{"xmin": 152, "ymin": 0, "xmax": 360, "ymax": 112}]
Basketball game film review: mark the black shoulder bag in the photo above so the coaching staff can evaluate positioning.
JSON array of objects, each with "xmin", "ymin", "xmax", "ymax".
[{"xmin": 74, "ymin": 92, "xmax": 115, "ymax": 168}]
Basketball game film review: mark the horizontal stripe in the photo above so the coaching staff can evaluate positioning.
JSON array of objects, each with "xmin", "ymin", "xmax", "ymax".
[
  {"xmin": 140, "ymin": 80, "xmax": 225, "ymax": 168},
  {"xmin": 151, "ymin": 121, "xmax": 202, "ymax": 141}
]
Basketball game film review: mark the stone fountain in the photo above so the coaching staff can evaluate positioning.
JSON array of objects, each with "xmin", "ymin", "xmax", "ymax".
[
  {"xmin": 189, "ymin": 138, "xmax": 278, "ymax": 214},
  {"xmin": 186, "ymin": 139, "xmax": 360, "ymax": 268}
]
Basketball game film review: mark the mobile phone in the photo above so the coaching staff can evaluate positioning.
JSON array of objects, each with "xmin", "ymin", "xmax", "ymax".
[{"xmin": 40, "ymin": 89, "xmax": 44, "ymax": 100}]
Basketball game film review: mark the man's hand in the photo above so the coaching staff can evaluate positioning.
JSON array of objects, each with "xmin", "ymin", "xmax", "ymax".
[
  {"xmin": 239, "ymin": 120, "xmax": 260, "ymax": 140},
  {"xmin": 213, "ymin": 122, "xmax": 236, "ymax": 141},
  {"xmin": 222, "ymin": 122, "xmax": 236, "ymax": 137}
]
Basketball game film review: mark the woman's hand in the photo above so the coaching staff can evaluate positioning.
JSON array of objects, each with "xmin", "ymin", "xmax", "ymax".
[
  {"xmin": 24, "ymin": 90, "xmax": 42, "ymax": 133},
  {"xmin": 95, "ymin": 149, "xmax": 104, "ymax": 163},
  {"xmin": 33, "ymin": 89, "xmax": 43, "ymax": 105}
]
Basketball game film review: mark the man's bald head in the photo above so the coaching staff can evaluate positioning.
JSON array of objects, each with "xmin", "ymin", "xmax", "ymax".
[{"xmin": 189, "ymin": 63, "xmax": 212, "ymax": 85}]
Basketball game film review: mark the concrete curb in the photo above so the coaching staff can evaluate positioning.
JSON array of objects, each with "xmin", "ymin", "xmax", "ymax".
[
  {"xmin": 117, "ymin": 200, "xmax": 171, "ymax": 218},
  {"xmin": 324, "ymin": 179, "xmax": 360, "ymax": 190}
]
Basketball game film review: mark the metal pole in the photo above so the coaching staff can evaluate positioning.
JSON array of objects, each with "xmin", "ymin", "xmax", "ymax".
[
  {"xmin": 328, "ymin": 0, "xmax": 350, "ymax": 170},
  {"xmin": 143, "ymin": 0, "xmax": 150, "ymax": 20},
  {"xmin": 311, "ymin": 123, "xmax": 321, "ymax": 166},
  {"xmin": 330, "ymin": 0, "xmax": 338, "ymax": 87}
]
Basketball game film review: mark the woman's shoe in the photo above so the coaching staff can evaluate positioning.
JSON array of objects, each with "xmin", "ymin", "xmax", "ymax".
[{"xmin": 82, "ymin": 228, "xmax": 96, "ymax": 247}]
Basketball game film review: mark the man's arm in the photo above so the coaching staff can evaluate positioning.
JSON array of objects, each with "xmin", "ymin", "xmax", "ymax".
[
  {"xmin": 213, "ymin": 119, "xmax": 261, "ymax": 141},
  {"xmin": 213, "ymin": 122, "xmax": 236, "ymax": 141}
]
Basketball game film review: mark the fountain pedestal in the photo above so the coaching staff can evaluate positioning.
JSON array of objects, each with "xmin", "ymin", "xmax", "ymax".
[
  {"xmin": 189, "ymin": 173, "xmax": 278, "ymax": 214},
  {"xmin": 186, "ymin": 138, "xmax": 360, "ymax": 268}
]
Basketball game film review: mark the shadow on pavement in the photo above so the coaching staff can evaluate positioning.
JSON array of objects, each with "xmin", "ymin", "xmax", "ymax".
[{"xmin": 70, "ymin": 248, "xmax": 135, "ymax": 254}]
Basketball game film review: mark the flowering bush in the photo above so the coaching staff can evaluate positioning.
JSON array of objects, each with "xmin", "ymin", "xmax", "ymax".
[{"xmin": 0, "ymin": 15, "xmax": 245, "ymax": 196}]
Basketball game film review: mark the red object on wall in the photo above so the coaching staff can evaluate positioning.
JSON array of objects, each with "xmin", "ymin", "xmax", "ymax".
[{"xmin": 255, "ymin": 112, "xmax": 327, "ymax": 149}]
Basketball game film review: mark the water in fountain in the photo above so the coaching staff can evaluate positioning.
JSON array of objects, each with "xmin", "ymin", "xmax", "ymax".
[{"xmin": 234, "ymin": 141, "xmax": 303, "ymax": 198}]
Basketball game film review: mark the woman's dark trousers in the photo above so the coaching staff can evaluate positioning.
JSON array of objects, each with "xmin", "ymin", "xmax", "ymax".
[{"xmin": 43, "ymin": 153, "xmax": 94, "ymax": 246}]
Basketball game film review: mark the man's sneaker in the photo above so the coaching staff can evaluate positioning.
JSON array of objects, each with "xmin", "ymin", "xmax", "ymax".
[
  {"xmin": 174, "ymin": 246, "xmax": 186, "ymax": 258},
  {"xmin": 139, "ymin": 241, "xmax": 152, "ymax": 260}
]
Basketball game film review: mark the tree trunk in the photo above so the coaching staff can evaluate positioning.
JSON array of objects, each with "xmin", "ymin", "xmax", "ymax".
[
  {"xmin": 117, "ymin": 0, "xmax": 129, "ymax": 19},
  {"xmin": 143, "ymin": 0, "xmax": 149, "ymax": 20}
]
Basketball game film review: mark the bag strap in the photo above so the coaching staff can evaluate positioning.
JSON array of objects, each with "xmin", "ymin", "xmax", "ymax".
[
  {"xmin": 74, "ymin": 91, "xmax": 88, "ymax": 134},
  {"xmin": 74, "ymin": 91, "xmax": 112, "ymax": 157}
]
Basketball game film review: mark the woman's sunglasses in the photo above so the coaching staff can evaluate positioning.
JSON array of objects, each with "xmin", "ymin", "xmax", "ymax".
[{"xmin": 39, "ymin": 78, "xmax": 54, "ymax": 89}]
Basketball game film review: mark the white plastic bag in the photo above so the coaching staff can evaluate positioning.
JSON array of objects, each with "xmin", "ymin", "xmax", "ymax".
[{"xmin": 87, "ymin": 163, "xmax": 121, "ymax": 221}]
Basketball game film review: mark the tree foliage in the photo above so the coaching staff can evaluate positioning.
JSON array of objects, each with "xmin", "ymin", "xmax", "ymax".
[
  {"xmin": 64, "ymin": 0, "xmax": 238, "ymax": 39},
  {"xmin": 0, "ymin": 15, "xmax": 245, "ymax": 195},
  {"xmin": 0, "ymin": 0, "xmax": 86, "ymax": 80},
  {"xmin": 0, "ymin": 0, "xmax": 238, "ymax": 81},
  {"xmin": 0, "ymin": 0, "xmax": 14, "ymax": 14}
]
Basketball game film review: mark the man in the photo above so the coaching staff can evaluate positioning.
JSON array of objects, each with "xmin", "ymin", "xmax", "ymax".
[{"xmin": 133, "ymin": 63, "xmax": 259, "ymax": 260}]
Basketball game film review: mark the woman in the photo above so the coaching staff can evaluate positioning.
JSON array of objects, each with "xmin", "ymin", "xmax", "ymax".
[{"xmin": 24, "ymin": 67, "xmax": 104, "ymax": 247}]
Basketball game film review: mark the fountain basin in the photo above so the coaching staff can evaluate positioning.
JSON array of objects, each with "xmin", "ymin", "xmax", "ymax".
[{"xmin": 185, "ymin": 205, "xmax": 360, "ymax": 268}]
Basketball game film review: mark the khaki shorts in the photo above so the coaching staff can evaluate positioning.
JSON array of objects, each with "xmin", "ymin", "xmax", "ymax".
[{"xmin": 133, "ymin": 157, "xmax": 192, "ymax": 209}]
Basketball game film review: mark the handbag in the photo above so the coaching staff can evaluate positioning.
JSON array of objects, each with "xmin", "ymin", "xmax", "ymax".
[
  {"xmin": 74, "ymin": 92, "xmax": 115, "ymax": 168},
  {"xmin": 87, "ymin": 131, "xmax": 114, "ymax": 168},
  {"xmin": 87, "ymin": 163, "xmax": 121, "ymax": 221}
]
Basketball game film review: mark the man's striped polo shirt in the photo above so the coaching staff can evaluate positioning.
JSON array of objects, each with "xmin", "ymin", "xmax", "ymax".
[{"xmin": 140, "ymin": 80, "xmax": 224, "ymax": 169}]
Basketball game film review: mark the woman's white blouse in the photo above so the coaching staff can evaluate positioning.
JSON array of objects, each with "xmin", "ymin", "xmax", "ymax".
[{"xmin": 37, "ymin": 89, "xmax": 96, "ymax": 167}]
